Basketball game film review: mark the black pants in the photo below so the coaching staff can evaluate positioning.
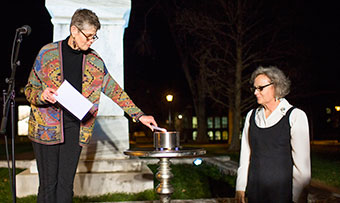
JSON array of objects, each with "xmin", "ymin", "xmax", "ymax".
[{"xmin": 32, "ymin": 125, "xmax": 82, "ymax": 203}]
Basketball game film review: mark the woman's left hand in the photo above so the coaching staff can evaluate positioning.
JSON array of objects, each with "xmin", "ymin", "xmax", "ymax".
[{"xmin": 139, "ymin": 115, "xmax": 158, "ymax": 131}]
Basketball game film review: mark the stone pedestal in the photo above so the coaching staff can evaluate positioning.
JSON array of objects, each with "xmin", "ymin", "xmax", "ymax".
[
  {"xmin": 16, "ymin": 0, "xmax": 154, "ymax": 198},
  {"xmin": 80, "ymin": 116, "xmax": 129, "ymax": 160},
  {"xmin": 17, "ymin": 159, "xmax": 153, "ymax": 198}
]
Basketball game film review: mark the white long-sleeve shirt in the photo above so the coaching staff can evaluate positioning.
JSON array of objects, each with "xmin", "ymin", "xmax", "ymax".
[{"xmin": 236, "ymin": 98, "xmax": 311, "ymax": 202}]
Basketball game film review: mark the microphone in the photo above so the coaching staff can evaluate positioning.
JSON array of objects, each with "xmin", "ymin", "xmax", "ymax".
[{"xmin": 16, "ymin": 25, "xmax": 31, "ymax": 36}]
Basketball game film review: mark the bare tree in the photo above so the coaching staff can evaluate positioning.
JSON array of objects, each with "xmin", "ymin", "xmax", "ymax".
[
  {"xmin": 160, "ymin": 0, "xmax": 294, "ymax": 149},
  {"xmin": 158, "ymin": 1, "xmax": 213, "ymax": 143},
  {"xmin": 135, "ymin": 0, "xmax": 298, "ymax": 146}
]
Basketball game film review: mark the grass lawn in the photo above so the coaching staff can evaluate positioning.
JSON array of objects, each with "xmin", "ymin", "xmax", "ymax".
[
  {"xmin": 311, "ymin": 146, "xmax": 340, "ymax": 188},
  {"xmin": 0, "ymin": 142, "xmax": 339, "ymax": 202},
  {"xmin": 0, "ymin": 163, "xmax": 235, "ymax": 203}
]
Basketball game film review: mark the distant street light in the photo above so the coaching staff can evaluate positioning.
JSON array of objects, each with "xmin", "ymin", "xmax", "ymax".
[
  {"xmin": 166, "ymin": 94, "xmax": 173, "ymax": 102},
  {"xmin": 166, "ymin": 94, "xmax": 173, "ymax": 128},
  {"xmin": 335, "ymin": 106, "xmax": 340, "ymax": 112}
]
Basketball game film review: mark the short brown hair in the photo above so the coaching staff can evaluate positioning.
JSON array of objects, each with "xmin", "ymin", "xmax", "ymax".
[{"xmin": 70, "ymin": 8, "xmax": 101, "ymax": 30}]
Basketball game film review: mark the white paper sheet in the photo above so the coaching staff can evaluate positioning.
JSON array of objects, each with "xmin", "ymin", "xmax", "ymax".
[{"xmin": 54, "ymin": 80, "xmax": 93, "ymax": 120}]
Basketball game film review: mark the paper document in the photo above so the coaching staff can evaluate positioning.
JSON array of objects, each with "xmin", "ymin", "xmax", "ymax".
[
  {"xmin": 151, "ymin": 125, "xmax": 167, "ymax": 132},
  {"xmin": 54, "ymin": 80, "xmax": 93, "ymax": 120}
]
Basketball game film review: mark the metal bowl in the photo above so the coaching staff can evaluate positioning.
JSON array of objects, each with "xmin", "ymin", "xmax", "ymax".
[{"xmin": 153, "ymin": 131, "xmax": 180, "ymax": 150}]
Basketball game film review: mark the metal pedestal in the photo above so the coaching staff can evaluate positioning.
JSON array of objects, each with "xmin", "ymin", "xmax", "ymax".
[{"xmin": 124, "ymin": 148, "xmax": 206, "ymax": 203}]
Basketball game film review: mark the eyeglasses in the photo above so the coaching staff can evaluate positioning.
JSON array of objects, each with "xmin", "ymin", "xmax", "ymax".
[
  {"xmin": 75, "ymin": 26, "xmax": 98, "ymax": 41},
  {"xmin": 250, "ymin": 82, "xmax": 273, "ymax": 92}
]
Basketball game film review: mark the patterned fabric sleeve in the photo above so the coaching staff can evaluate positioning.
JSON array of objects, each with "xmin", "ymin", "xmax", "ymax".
[
  {"xmin": 101, "ymin": 65, "xmax": 144, "ymax": 122},
  {"xmin": 24, "ymin": 60, "xmax": 48, "ymax": 106}
]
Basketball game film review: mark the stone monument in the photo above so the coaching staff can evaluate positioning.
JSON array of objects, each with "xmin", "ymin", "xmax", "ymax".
[{"xmin": 16, "ymin": 0, "xmax": 153, "ymax": 197}]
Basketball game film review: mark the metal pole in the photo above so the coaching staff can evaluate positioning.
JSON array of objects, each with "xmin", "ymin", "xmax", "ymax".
[
  {"xmin": 168, "ymin": 107, "xmax": 172, "ymax": 129},
  {"xmin": 156, "ymin": 157, "xmax": 174, "ymax": 203},
  {"xmin": 10, "ymin": 100, "xmax": 16, "ymax": 203}
]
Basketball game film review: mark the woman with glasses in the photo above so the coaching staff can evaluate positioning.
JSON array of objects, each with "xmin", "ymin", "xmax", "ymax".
[
  {"xmin": 235, "ymin": 66, "xmax": 311, "ymax": 203},
  {"xmin": 25, "ymin": 9, "xmax": 158, "ymax": 203}
]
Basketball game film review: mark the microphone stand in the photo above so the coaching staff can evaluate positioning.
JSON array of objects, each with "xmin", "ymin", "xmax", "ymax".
[{"xmin": 1, "ymin": 30, "xmax": 26, "ymax": 203}]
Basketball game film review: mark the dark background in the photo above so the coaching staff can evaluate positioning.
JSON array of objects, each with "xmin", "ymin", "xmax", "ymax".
[{"xmin": 3, "ymin": 0, "xmax": 340, "ymax": 138}]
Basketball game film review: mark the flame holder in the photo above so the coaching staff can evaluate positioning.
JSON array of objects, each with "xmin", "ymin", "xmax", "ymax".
[{"xmin": 153, "ymin": 131, "xmax": 180, "ymax": 151}]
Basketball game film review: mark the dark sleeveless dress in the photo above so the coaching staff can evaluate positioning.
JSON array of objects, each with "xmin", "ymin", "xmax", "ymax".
[{"xmin": 247, "ymin": 107, "xmax": 295, "ymax": 203}]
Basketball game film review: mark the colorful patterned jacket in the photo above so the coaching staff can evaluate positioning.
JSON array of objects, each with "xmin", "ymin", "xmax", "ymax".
[{"xmin": 24, "ymin": 41, "xmax": 144, "ymax": 146}]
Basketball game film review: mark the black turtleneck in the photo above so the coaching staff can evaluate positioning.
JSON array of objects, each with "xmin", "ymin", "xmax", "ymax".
[
  {"xmin": 62, "ymin": 37, "xmax": 83, "ymax": 92},
  {"xmin": 62, "ymin": 37, "xmax": 83, "ymax": 125}
]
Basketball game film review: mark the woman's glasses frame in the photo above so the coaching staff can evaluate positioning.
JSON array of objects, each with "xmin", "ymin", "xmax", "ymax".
[
  {"xmin": 75, "ymin": 26, "xmax": 98, "ymax": 41},
  {"xmin": 250, "ymin": 82, "xmax": 274, "ymax": 93}
]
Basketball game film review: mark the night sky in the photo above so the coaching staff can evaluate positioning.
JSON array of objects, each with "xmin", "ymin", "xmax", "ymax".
[{"xmin": 3, "ymin": 1, "xmax": 340, "ymax": 119}]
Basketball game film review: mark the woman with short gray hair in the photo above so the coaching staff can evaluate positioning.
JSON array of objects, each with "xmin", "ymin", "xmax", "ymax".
[
  {"xmin": 25, "ymin": 8, "xmax": 158, "ymax": 203},
  {"xmin": 235, "ymin": 66, "xmax": 311, "ymax": 203}
]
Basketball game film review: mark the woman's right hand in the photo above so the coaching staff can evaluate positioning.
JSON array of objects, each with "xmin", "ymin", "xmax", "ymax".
[
  {"xmin": 41, "ymin": 88, "xmax": 58, "ymax": 104},
  {"xmin": 235, "ymin": 191, "xmax": 246, "ymax": 203}
]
